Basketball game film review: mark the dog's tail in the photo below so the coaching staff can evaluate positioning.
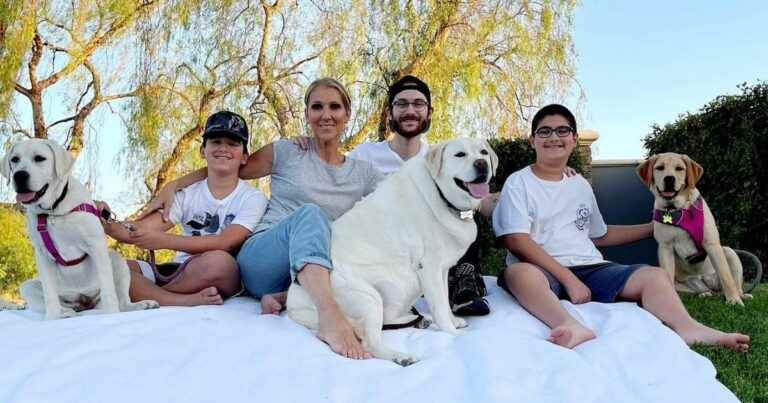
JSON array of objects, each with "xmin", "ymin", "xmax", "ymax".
[{"xmin": 734, "ymin": 249, "xmax": 763, "ymax": 293}]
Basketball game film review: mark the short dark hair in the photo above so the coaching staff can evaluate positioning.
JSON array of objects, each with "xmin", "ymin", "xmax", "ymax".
[{"xmin": 531, "ymin": 104, "xmax": 577, "ymax": 137}]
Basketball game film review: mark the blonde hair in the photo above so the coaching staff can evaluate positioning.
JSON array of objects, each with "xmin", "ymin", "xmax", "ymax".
[{"xmin": 304, "ymin": 77, "xmax": 352, "ymax": 115}]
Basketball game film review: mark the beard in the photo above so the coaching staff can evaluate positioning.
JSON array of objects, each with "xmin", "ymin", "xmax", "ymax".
[{"xmin": 389, "ymin": 116, "xmax": 431, "ymax": 138}]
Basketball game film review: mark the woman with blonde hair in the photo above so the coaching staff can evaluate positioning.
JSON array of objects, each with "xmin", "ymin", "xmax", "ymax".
[{"xmin": 142, "ymin": 78, "xmax": 382, "ymax": 359}]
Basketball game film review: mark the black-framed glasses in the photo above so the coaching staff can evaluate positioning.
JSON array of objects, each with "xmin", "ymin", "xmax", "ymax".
[
  {"xmin": 534, "ymin": 125, "xmax": 574, "ymax": 138},
  {"xmin": 392, "ymin": 99, "xmax": 429, "ymax": 111}
]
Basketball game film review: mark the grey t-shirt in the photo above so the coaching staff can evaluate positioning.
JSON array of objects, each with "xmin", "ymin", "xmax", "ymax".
[{"xmin": 254, "ymin": 139, "xmax": 383, "ymax": 233}]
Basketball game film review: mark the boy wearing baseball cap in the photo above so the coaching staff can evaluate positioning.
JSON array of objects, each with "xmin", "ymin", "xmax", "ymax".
[{"xmin": 103, "ymin": 111, "xmax": 268, "ymax": 306}]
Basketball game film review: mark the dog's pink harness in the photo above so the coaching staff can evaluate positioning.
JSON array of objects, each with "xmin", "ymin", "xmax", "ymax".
[
  {"xmin": 37, "ymin": 203, "xmax": 101, "ymax": 267},
  {"xmin": 653, "ymin": 197, "xmax": 707, "ymax": 263}
]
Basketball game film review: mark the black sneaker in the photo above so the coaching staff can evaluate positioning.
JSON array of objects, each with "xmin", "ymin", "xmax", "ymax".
[{"xmin": 448, "ymin": 263, "xmax": 490, "ymax": 316}]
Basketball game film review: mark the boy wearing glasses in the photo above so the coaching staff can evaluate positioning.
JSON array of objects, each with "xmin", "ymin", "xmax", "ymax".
[
  {"xmin": 102, "ymin": 111, "xmax": 268, "ymax": 307},
  {"xmin": 492, "ymin": 104, "xmax": 749, "ymax": 351}
]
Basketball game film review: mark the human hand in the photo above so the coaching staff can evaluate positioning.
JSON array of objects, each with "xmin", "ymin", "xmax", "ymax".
[
  {"xmin": 94, "ymin": 200, "xmax": 112, "ymax": 224},
  {"xmin": 564, "ymin": 277, "xmax": 591, "ymax": 304},
  {"xmin": 563, "ymin": 166, "xmax": 578, "ymax": 177},
  {"xmin": 292, "ymin": 136, "xmax": 312, "ymax": 151},
  {"xmin": 128, "ymin": 229, "xmax": 168, "ymax": 250},
  {"xmin": 136, "ymin": 182, "xmax": 177, "ymax": 222}
]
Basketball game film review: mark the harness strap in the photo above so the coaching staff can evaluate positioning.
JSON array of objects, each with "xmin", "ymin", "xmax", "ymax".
[
  {"xmin": 653, "ymin": 197, "xmax": 707, "ymax": 263},
  {"xmin": 37, "ymin": 203, "xmax": 101, "ymax": 267}
]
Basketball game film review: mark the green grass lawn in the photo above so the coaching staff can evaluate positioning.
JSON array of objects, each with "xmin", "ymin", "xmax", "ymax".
[{"xmin": 682, "ymin": 283, "xmax": 767, "ymax": 402}]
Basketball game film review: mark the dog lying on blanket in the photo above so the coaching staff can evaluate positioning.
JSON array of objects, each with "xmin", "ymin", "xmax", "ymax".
[
  {"xmin": 636, "ymin": 153, "xmax": 749, "ymax": 305},
  {"xmin": 1, "ymin": 139, "xmax": 158, "ymax": 319},
  {"xmin": 287, "ymin": 138, "xmax": 497, "ymax": 366}
]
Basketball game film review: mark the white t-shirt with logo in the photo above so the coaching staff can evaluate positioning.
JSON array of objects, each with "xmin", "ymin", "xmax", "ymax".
[
  {"xmin": 348, "ymin": 139, "xmax": 429, "ymax": 175},
  {"xmin": 169, "ymin": 179, "xmax": 268, "ymax": 263},
  {"xmin": 492, "ymin": 166, "xmax": 607, "ymax": 267}
]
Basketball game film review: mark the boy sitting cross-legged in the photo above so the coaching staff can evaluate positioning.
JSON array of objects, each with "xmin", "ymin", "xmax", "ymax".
[
  {"xmin": 492, "ymin": 104, "xmax": 749, "ymax": 351},
  {"xmin": 102, "ymin": 111, "xmax": 267, "ymax": 306}
]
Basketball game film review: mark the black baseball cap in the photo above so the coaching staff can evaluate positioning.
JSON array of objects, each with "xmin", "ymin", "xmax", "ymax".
[
  {"xmin": 203, "ymin": 111, "xmax": 249, "ymax": 151},
  {"xmin": 388, "ymin": 75, "xmax": 431, "ymax": 107}
]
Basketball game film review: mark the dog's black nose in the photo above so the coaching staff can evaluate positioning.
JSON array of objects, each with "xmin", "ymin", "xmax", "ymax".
[
  {"xmin": 12, "ymin": 170, "xmax": 30, "ymax": 189},
  {"xmin": 474, "ymin": 159, "xmax": 488, "ymax": 174},
  {"xmin": 663, "ymin": 175, "xmax": 676, "ymax": 191}
]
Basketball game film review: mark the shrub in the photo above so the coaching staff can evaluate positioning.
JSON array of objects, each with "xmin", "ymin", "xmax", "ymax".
[
  {"xmin": 479, "ymin": 137, "xmax": 585, "ymax": 275},
  {"xmin": 642, "ymin": 81, "xmax": 768, "ymax": 267},
  {"xmin": 0, "ymin": 205, "xmax": 35, "ymax": 298}
]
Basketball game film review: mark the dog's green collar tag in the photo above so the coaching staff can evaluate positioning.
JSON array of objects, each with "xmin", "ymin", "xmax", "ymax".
[{"xmin": 662, "ymin": 211, "xmax": 673, "ymax": 224}]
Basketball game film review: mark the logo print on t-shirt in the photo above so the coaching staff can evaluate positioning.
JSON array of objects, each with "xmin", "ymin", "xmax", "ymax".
[
  {"xmin": 186, "ymin": 212, "xmax": 220, "ymax": 236},
  {"xmin": 575, "ymin": 204, "xmax": 590, "ymax": 231}
]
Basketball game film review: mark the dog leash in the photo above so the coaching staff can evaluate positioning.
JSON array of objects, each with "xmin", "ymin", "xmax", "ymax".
[{"xmin": 100, "ymin": 209, "xmax": 157, "ymax": 267}]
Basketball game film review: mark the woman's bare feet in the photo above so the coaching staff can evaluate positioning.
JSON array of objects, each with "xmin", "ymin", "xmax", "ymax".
[
  {"xmin": 261, "ymin": 292, "xmax": 287, "ymax": 314},
  {"xmin": 677, "ymin": 323, "xmax": 750, "ymax": 352},
  {"xmin": 178, "ymin": 286, "xmax": 223, "ymax": 306},
  {"xmin": 548, "ymin": 320, "xmax": 596, "ymax": 348},
  {"xmin": 316, "ymin": 303, "xmax": 371, "ymax": 360}
]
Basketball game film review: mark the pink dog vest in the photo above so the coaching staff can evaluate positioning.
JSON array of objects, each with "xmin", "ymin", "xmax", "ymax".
[
  {"xmin": 37, "ymin": 203, "xmax": 101, "ymax": 267},
  {"xmin": 653, "ymin": 197, "xmax": 707, "ymax": 263}
]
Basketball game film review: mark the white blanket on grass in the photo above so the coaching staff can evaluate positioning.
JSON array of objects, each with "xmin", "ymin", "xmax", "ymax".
[{"xmin": 0, "ymin": 277, "xmax": 737, "ymax": 403}]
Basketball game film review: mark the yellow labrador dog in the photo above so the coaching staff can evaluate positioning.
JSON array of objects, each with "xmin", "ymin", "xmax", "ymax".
[
  {"xmin": 287, "ymin": 138, "xmax": 497, "ymax": 366},
  {"xmin": 1, "ymin": 139, "xmax": 158, "ymax": 319},
  {"xmin": 636, "ymin": 153, "xmax": 749, "ymax": 305}
]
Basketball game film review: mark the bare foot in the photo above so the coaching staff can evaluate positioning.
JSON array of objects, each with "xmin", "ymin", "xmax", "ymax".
[
  {"xmin": 548, "ymin": 320, "xmax": 596, "ymax": 348},
  {"xmin": 260, "ymin": 292, "xmax": 286, "ymax": 315},
  {"xmin": 180, "ymin": 286, "xmax": 223, "ymax": 306},
  {"xmin": 316, "ymin": 304, "xmax": 372, "ymax": 360},
  {"xmin": 678, "ymin": 324, "xmax": 750, "ymax": 352}
]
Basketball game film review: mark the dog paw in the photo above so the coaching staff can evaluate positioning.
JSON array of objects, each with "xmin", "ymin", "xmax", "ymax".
[
  {"xmin": 415, "ymin": 317, "xmax": 432, "ymax": 329},
  {"xmin": 725, "ymin": 295, "xmax": 744, "ymax": 306},
  {"xmin": 697, "ymin": 292, "xmax": 713, "ymax": 298},
  {"xmin": 393, "ymin": 355, "xmax": 419, "ymax": 367},
  {"xmin": 128, "ymin": 300, "xmax": 160, "ymax": 310},
  {"xmin": 742, "ymin": 293, "xmax": 753, "ymax": 299},
  {"xmin": 452, "ymin": 316, "xmax": 468, "ymax": 329}
]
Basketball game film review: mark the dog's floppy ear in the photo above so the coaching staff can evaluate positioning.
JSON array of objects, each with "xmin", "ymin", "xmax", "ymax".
[
  {"xmin": 635, "ymin": 155, "xmax": 657, "ymax": 187},
  {"xmin": 45, "ymin": 140, "xmax": 75, "ymax": 179},
  {"xmin": 483, "ymin": 139, "xmax": 499, "ymax": 176},
  {"xmin": 426, "ymin": 142, "xmax": 447, "ymax": 178},
  {"xmin": 0, "ymin": 142, "xmax": 18, "ymax": 182},
  {"xmin": 682, "ymin": 154, "xmax": 703, "ymax": 189}
]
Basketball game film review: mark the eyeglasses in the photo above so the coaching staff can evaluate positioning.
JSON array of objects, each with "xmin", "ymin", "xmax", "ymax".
[
  {"xmin": 534, "ymin": 125, "xmax": 574, "ymax": 138},
  {"xmin": 392, "ymin": 99, "xmax": 429, "ymax": 111}
]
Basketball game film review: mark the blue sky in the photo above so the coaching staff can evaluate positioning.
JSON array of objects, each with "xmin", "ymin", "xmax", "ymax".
[{"xmin": 573, "ymin": 0, "xmax": 768, "ymax": 159}]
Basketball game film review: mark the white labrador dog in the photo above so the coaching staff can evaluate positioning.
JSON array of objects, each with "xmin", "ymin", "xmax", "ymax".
[
  {"xmin": 636, "ymin": 152, "xmax": 749, "ymax": 306},
  {"xmin": 287, "ymin": 138, "xmax": 497, "ymax": 366},
  {"xmin": 1, "ymin": 138, "xmax": 158, "ymax": 319}
]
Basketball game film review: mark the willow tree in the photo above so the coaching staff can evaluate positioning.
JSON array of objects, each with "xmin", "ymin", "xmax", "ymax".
[
  {"xmin": 0, "ymin": 0, "xmax": 158, "ymax": 157},
  {"xmin": 124, "ymin": 0, "xmax": 349, "ymax": 197},
  {"xmin": 331, "ymin": 0, "xmax": 579, "ymax": 145}
]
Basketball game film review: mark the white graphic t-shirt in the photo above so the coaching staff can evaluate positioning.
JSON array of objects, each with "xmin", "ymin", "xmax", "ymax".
[
  {"xmin": 169, "ymin": 179, "xmax": 268, "ymax": 263},
  {"xmin": 492, "ymin": 166, "xmax": 608, "ymax": 267}
]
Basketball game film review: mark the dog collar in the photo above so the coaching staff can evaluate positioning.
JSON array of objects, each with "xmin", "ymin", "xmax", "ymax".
[
  {"xmin": 435, "ymin": 183, "xmax": 474, "ymax": 220},
  {"xmin": 653, "ymin": 196, "xmax": 707, "ymax": 263},
  {"xmin": 37, "ymin": 203, "xmax": 101, "ymax": 267}
]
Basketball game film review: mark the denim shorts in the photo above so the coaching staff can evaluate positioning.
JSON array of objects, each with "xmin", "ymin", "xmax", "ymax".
[{"xmin": 498, "ymin": 261, "xmax": 646, "ymax": 303}]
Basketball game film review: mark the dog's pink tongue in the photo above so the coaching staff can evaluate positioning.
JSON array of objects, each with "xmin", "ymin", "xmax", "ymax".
[
  {"xmin": 16, "ymin": 192, "xmax": 36, "ymax": 203},
  {"xmin": 468, "ymin": 183, "xmax": 490, "ymax": 199}
]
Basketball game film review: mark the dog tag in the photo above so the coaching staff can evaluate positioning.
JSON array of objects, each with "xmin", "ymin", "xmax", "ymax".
[
  {"xmin": 662, "ymin": 212, "xmax": 673, "ymax": 224},
  {"xmin": 460, "ymin": 210, "xmax": 474, "ymax": 220}
]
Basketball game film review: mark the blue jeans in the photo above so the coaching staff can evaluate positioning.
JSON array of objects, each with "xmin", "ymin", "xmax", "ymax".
[{"xmin": 236, "ymin": 204, "xmax": 333, "ymax": 298}]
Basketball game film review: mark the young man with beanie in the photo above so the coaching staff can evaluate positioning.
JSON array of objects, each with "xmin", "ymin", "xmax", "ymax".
[
  {"xmin": 102, "ymin": 111, "xmax": 268, "ymax": 306},
  {"xmin": 492, "ymin": 104, "xmax": 750, "ymax": 351},
  {"xmin": 348, "ymin": 75, "xmax": 491, "ymax": 316}
]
